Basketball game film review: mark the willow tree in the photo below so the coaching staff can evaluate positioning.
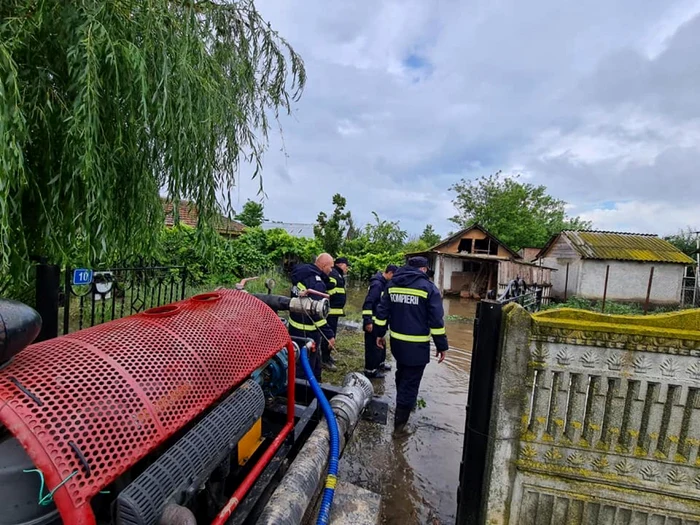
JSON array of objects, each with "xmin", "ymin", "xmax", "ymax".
[{"xmin": 0, "ymin": 0, "xmax": 305, "ymax": 285}]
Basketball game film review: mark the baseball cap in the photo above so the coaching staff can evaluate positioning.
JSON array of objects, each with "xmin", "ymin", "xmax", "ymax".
[{"xmin": 407, "ymin": 256, "xmax": 429, "ymax": 268}]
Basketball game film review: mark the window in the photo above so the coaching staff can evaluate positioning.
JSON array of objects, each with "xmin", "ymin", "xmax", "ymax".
[
  {"xmin": 474, "ymin": 238, "xmax": 489, "ymax": 253},
  {"xmin": 457, "ymin": 239, "xmax": 473, "ymax": 253},
  {"xmin": 473, "ymin": 237, "xmax": 499, "ymax": 255}
]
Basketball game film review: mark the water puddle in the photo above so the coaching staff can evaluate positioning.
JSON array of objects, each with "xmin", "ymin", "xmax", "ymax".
[{"xmin": 340, "ymin": 288, "xmax": 475, "ymax": 524}]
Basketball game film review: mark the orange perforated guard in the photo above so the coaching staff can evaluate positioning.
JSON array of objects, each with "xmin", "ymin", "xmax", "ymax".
[{"xmin": 0, "ymin": 289, "xmax": 291, "ymax": 525}]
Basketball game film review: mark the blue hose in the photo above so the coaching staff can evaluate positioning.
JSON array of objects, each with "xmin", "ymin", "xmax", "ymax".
[{"xmin": 300, "ymin": 346, "xmax": 340, "ymax": 525}]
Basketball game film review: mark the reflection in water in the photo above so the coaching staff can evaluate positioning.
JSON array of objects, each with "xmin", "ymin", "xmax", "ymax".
[{"xmin": 341, "ymin": 287, "xmax": 475, "ymax": 524}]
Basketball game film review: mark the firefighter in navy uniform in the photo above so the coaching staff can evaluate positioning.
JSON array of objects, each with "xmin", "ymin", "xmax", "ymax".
[
  {"xmin": 289, "ymin": 253, "xmax": 336, "ymax": 382},
  {"xmin": 374, "ymin": 256, "xmax": 448, "ymax": 432},
  {"xmin": 322, "ymin": 257, "xmax": 349, "ymax": 370},
  {"xmin": 361, "ymin": 264, "xmax": 398, "ymax": 378}
]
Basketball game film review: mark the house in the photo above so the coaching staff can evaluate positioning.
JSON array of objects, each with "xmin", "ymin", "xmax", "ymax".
[
  {"xmin": 261, "ymin": 222, "xmax": 315, "ymax": 239},
  {"xmin": 406, "ymin": 224, "xmax": 555, "ymax": 299},
  {"xmin": 535, "ymin": 230, "xmax": 695, "ymax": 305},
  {"xmin": 163, "ymin": 199, "xmax": 245, "ymax": 237}
]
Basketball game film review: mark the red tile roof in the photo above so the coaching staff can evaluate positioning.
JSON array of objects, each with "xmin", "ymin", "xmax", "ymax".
[{"xmin": 162, "ymin": 199, "xmax": 245, "ymax": 235}]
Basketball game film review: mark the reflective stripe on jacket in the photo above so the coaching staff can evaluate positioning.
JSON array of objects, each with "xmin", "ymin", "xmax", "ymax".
[
  {"xmin": 327, "ymin": 266, "xmax": 347, "ymax": 316},
  {"xmin": 374, "ymin": 265, "xmax": 448, "ymax": 366}
]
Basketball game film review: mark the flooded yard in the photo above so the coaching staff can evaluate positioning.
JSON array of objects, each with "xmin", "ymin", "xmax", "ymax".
[{"xmin": 339, "ymin": 287, "xmax": 476, "ymax": 524}]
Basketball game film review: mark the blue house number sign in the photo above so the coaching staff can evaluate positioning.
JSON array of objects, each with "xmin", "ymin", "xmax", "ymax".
[{"xmin": 73, "ymin": 268, "xmax": 93, "ymax": 286}]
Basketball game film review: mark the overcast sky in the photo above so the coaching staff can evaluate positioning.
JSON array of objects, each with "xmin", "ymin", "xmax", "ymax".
[{"xmin": 232, "ymin": 0, "xmax": 700, "ymax": 239}]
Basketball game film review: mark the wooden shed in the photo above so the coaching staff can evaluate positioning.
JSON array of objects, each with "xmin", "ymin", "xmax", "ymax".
[{"xmin": 406, "ymin": 224, "xmax": 555, "ymax": 299}]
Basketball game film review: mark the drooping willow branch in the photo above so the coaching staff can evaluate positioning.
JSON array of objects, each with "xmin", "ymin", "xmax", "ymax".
[{"xmin": 0, "ymin": 0, "xmax": 305, "ymax": 284}]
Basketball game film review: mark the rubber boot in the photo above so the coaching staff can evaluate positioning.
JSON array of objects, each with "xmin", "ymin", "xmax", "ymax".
[
  {"xmin": 393, "ymin": 406, "xmax": 411, "ymax": 435},
  {"xmin": 321, "ymin": 344, "xmax": 338, "ymax": 370}
]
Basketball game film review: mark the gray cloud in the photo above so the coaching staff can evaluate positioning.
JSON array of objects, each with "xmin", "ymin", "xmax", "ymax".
[{"xmin": 229, "ymin": 0, "xmax": 700, "ymax": 238}]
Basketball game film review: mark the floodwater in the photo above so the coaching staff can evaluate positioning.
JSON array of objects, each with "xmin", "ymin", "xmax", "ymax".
[{"xmin": 340, "ymin": 286, "xmax": 476, "ymax": 524}]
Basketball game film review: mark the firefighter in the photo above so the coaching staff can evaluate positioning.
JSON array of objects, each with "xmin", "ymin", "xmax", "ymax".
[
  {"xmin": 374, "ymin": 256, "xmax": 448, "ymax": 432},
  {"xmin": 289, "ymin": 253, "xmax": 336, "ymax": 381},
  {"xmin": 361, "ymin": 264, "xmax": 398, "ymax": 378},
  {"xmin": 323, "ymin": 257, "xmax": 349, "ymax": 370}
]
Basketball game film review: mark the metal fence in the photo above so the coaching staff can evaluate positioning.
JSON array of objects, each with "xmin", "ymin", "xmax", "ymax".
[
  {"xmin": 4, "ymin": 262, "xmax": 190, "ymax": 341},
  {"xmin": 496, "ymin": 280, "xmax": 550, "ymax": 312},
  {"xmin": 61, "ymin": 265, "xmax": 187, "ymax": 335}
]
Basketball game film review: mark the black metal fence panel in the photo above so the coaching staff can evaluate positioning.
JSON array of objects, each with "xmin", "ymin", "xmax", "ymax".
[{"xmin": 62, "ymin": 265, "xmax": 187, "ymax": 335}]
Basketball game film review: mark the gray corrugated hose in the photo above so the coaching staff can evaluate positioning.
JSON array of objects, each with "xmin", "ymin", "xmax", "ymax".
[{"xmin": 255, "ymin": 373, "xmax": 374, "ymax": 525}]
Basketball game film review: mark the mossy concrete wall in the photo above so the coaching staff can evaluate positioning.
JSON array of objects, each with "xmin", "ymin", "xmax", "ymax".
[{"xmin": 482, "ymin": 305, "xmax": 700, "ymax": 524}]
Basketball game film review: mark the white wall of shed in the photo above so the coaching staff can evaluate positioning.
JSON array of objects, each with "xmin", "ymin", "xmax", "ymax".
[
  {"xmin": 541, "ymin": 257, "xmax": 581, "ymax": 299},
  {"xmin": 578, "ymin": 260, "xmax": 685, "ymax": 304}
]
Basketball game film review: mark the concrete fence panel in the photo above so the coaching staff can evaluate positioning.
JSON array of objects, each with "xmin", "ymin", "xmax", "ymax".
[{"xmin": 482, "ymin": 305, "xmax": 700, "ymax": 524}]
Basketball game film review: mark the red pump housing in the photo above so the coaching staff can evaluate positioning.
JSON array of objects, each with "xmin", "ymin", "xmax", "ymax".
[{"xmin": 0, "ymin": 289, "xmax": 293, "ymax": 525}]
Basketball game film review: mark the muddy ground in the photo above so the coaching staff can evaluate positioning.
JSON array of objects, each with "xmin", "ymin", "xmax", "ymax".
[{"xmin": 326, "ymin": 288, "xmax": 476, "ymax": 524}]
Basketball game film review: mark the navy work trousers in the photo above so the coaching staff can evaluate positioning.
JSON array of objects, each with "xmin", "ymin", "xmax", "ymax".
[
  {"xmin": 321, "ymin": 315, "xmax": 339, "ymax": 362},
  {"xmin": 395, "ymin": 362, "xmax": 426, "ymax": 411},
  {"xmin": 364, "ymin": 330, "xmax": 383, "ymax": 371}
]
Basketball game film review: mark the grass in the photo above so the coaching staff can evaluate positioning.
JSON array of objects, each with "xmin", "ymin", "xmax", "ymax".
[
  {"xmin": 541, "ymin": 296, "xmax": 691, "ymax": 316},
  {"xmin": 322, "ymin": 327, "xmax": 367, "ymax": 385}
]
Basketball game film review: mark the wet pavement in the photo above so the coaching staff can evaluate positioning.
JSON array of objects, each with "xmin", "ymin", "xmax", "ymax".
[{"xmin": 340, "ymin": 288, "xmax": 476, "ymax": 524}]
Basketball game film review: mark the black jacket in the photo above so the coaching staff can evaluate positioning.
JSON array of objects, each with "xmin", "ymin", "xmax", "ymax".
[
  {"xmin": 374, "ymin": 266, "xmax": 448, "ymax": 366},
  {"xmin": 327, "ymin": 266, "xmax": 347, "ymax": 316},
  {"xmin": 361, "ymin": 271, "xmax": 387, "ymax": 328},
  {"xmin": 288, "ymin": 263, "xmax": 334, "ymax": 340}
]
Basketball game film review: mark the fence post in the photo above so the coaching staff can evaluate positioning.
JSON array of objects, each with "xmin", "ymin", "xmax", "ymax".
[
  {"xmin": 63, "ymin": 266, "xmax": 72, "ymax": 335},
  {"xmin": 644, "ymin": 266, "xmax": 655, "ymax": 315},
  {"xmin": 180, "ymin": 267, "xmax": 187, "ymax": 300},
  {"xmin": 601, "ymin": 265, "xmax": 610, "ymax": 313},
  {"xmin": 35, "ymin": 263, "xmax": 60, "ymax": 342},
  {"xmin": 456, "ymin": 300, "xmax": 503, "ymax": 525}
]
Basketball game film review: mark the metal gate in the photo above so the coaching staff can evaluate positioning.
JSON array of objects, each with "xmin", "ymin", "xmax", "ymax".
[
  {"xmin": 456, "ymin": 300, "xmax": 504, "ymax": 525},
  {"xmin": 25, "ymin": 262, "xmax": 188, "ymax": 340}
]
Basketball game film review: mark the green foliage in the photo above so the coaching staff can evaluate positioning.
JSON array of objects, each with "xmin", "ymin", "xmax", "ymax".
[
  {"xmin": 0, "ymin": 0, "xmax": 305, "ymax": 284},
  {"xmin": 314, "ymin": 193, "xmax": 350, "ymax": 256},
  {"xmin": 420, "ymin": 224, "xmax": 442, "ymax": 246},
  {"xmin": 235, "ymin": 200, "xmax": 266, "ymax": 228},
  {"xmin": 450, "ymin": 171, "xmax": 591, "ymax": 251},
  {"xmin": 158, "ymin": 225, "xmax": 317, "ymax": 286},
  {"xmin": 664, "ymin": 227, "xmax": 700, "ymax": 258},
  {"xmin": 261, "ymin": 227, "xmax": 321, "ymax": 264},
  {"xmin": 403, "ymin": 237, "xmax": 430, "ymax": 254},
  {"xmin": 344, "ymin": 252, "xmax": 404, "ymax": 280},
  {"xmin": 363, "ymin": 212, "xmax": 408, "ymax": 253}
]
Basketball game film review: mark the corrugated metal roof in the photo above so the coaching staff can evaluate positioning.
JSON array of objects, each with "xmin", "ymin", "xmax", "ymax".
[
  {"xmin": 562, "ymin": 230, "xmax": 694, "ymax": 264},
  {"xmin": 261, "ymin": 222, "xmax": 315, "ymax": 238}
]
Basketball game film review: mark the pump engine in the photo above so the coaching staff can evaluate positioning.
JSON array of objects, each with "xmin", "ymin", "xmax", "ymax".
[{"xmin": 0, "ymin": 286, "xmax": 365, "ymax": 525}]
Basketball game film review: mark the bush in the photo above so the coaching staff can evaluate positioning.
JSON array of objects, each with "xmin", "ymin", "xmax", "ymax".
[
  {"xmin": 157, "ymin": 225, "xmax": 320, "ymax": 286},
  {"xmin": 344, "ymin": 252, "xmax": 405, "ymax": 280}
]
